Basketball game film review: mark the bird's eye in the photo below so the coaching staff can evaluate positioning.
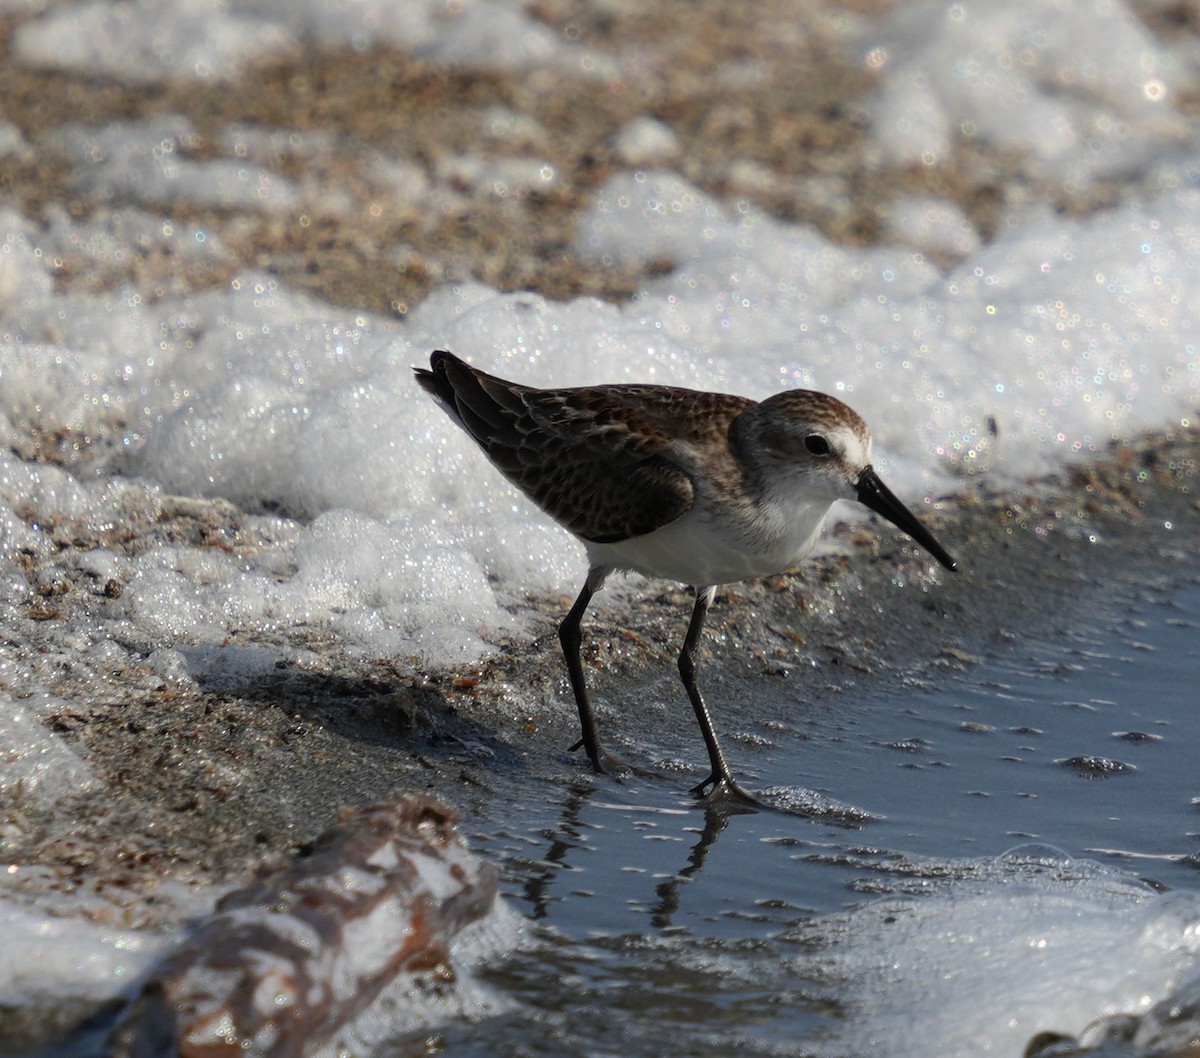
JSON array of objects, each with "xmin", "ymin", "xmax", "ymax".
[{"xmin": 804, "ymin": 435, "xmax": 831, "ymax": 457}]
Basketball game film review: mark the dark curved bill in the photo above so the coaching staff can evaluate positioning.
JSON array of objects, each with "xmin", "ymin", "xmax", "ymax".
[{"xmin": 855, "ymin": 466, "xmax": 957, "ymax": 572}]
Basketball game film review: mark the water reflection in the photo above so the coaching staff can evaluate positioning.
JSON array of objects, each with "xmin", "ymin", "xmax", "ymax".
[
  {"xmin": 520, "ymin": 778, "xmax": 593, "ymax": 921},
  {"xmin": 649, "ymin": 806, "xmax": 731, "ymax": 930},
  {"xmin": 465, "ymin": 580, "xmax": 1200, "ymax": 1058}
]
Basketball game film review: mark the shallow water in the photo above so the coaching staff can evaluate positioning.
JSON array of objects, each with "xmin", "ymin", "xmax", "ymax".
[{"xmin": 436, "ymin": 572, "xmax": 1200, "ymax": 1057}]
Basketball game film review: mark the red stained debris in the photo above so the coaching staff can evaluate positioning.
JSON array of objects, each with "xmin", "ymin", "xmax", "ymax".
[{"xmin": 106, "ymin": 795, "xmax": 501, "ymax": 1057}]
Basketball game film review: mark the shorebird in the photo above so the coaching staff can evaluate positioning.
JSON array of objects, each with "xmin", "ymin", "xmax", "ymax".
[{"xmin": 415, "ymin": 349, "xmax": 956, "ymax": 804}]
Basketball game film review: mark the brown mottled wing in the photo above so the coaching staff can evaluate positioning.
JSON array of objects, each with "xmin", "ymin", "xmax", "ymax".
[{"xmin": 414, "ymin": 350, "xmax": 749, "ymax": 543}]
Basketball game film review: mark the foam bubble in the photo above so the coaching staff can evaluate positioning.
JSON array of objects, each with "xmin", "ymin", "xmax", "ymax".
[
  {"xmin": 0, "ymin": 691, "xmax": 98, "ymax": 801},
  {"xmin": 13, "ymin": 0, "xmax": 299, "ymax": 83},
  {"xmin": 862, "ymin": 0, "xmax": 1189, "ymax": 181},
  {"xmin": 808, "ymin": 848, "xmax": 1200, "ymax": 1057}
]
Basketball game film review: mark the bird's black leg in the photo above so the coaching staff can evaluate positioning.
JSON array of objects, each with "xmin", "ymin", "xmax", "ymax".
[
  {"xmin": 679, "ymin": 586, "xmax": 761, "ymax": 807},
  {"xmin": 560, "ymin": 568, "xmax": 623, "ymax": 775}
]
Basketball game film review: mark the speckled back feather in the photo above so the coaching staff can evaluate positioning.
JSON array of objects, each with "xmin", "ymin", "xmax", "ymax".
[{"xmin": 414, "ymin": 350, "xmax": 752, "ymax": 543}]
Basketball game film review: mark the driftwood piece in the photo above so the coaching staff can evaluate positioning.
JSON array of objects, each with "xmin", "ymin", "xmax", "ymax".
[{"xmin": 106, "ymin": 795, "xmax": 502, "ymax": 1058}]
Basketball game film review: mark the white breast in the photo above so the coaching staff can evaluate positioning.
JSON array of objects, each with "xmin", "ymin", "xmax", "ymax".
[{"xmin": 583, "ymin": 493, "xmax": 834, "ymax": 587}]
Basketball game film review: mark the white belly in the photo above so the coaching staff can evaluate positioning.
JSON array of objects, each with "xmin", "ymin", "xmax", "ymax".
[{"xmin": 583, "ymin": 497, "xmax": 833, "ymax": 587}]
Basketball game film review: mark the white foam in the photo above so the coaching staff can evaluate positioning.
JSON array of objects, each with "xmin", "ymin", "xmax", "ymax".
[
  {"xmin": 811, "ymin": 848, "xmax": 1200, "ymax": 1058},
  {"xmin": 13, "ymin": 0, "xmax": 300, "ymax": 84},
  {"xmin": 13, "ymin": 0, "xmax": 601, "ymax": 81},
  {"xmin": 861, "ymin": 0, "xmax": 1190, "ymax": 183},
  {"xmin": 574, "ymin": 170, "xmax": 734, "ymax": 268},
  {"xmin": 0, "ymin": 166, "xmax": 1197, "ymax": 664},
  {"xmin": 235, "ymin": 0, "xmax": 441, "ymax": 53},
  {"xmin": 48, "ymin": 117, "xmax": 302, "ymax": 213},
  {"xmin": 0, "ymin": 895, "xmax": 170, "ymax": 1005},
  {"xmin": 43, "ymin": 205, "xmax": 234, "ymax": 277},
  {"xmin": 0, "ymin": 691, "xmax": 97, "ymax": 801},
  {"xmin": 883, "ymin": 196, "xmax": 982, "ymax": 258},
  {"xmin": 577, "ymin": 171, "xmax": 1200, "ymax": 485},
  {"xmin": 0, "ymin": 207, "xmax": 55, "ymax": 309},
  {"xmin": 413, "ymin": 0, "xmax": 570, "ymax": 72},
  {"xmin": 613, "ymin": 117, "xmax": 682, "ymax": 167}
]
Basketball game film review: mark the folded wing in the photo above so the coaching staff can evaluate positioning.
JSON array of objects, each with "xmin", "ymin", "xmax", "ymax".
[{"xmin": 416, "ymin": 350, "xmax": 727, "ymax": 543}]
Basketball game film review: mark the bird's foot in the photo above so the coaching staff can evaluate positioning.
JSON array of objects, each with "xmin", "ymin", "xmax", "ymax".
[
  {"xmin": 568, "ymin": 737, "xmax": 631, "ymax": 779},
  {"xmin": 689, "ymin": 771, "xmax": 766, "ymax": 811}
]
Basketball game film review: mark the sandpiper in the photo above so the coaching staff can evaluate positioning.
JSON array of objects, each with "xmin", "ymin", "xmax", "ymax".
[{"xmin": 415, "ymin": 349, "xmax": 956, "ymax": 804}]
